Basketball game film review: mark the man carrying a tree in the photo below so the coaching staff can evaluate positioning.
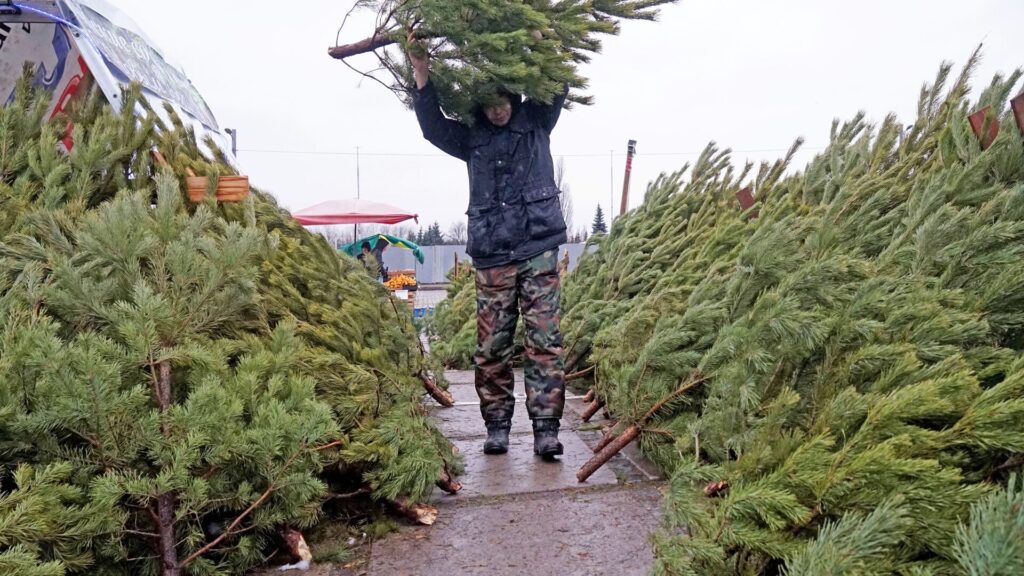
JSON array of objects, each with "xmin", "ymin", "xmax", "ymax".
[{"xmin": 407, "ymin": 30, "xmax": 568, "ymax": 460}]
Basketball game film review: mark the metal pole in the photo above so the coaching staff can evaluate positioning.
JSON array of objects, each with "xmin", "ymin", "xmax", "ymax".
[
  {"xmin": 356, "ymin": 145, "xmax": 361, "ymax": 199},
  {"xmin": 619, "ymin": 140, "xmax": 637, "ymax": 216},
  {"xmin": 225, "ymin": 128, "xmax": 237, "ymax": 157},
  {"xmin": 354, "ymin": 146, "xmax": 361, "ymax": 240},
  {"xmin": 609, "ymin": 150, "xmax": 614, "ymax": 223}
]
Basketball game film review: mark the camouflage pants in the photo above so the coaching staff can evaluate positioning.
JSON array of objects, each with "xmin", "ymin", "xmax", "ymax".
[{"xmin": 475, "ymin": 250, "xmax": 565, "ymax": 423}]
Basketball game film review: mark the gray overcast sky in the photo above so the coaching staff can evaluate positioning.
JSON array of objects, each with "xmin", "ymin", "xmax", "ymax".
[{"xmin": 112, "ymin": 0, "xmax": 1023, "ymax": 233}]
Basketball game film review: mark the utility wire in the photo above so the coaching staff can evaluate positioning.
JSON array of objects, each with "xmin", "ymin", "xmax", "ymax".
[{"xmin": 237, "ymin": 146, "xmax": 822, "ymax": 158}]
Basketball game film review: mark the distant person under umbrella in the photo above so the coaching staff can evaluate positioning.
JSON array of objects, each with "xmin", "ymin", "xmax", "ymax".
[
  {"xmin": 357, "ymin": 241, "xmax": 373, "ymax": 266},
  {"xmin": 372, "ymin": 240, "xmax": 388, "ymax": 281},
  {"xmin": 357, "ymin": 240, "xmax": 384, "ymax": 281}
]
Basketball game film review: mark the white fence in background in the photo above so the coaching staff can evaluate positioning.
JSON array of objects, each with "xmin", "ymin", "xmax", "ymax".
[{"xmin": 382, "ymin": 243, "xmax": 593, "ymax": 284}]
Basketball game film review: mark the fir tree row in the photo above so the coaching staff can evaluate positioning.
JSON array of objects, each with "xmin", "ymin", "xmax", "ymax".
[
  {"xmin": 562, "ymin": 53, "xmax": 1024, "ymax": 575},
  {"xmin": 0, "ymin": 74, "xmax": 455, "ymax": 575}
]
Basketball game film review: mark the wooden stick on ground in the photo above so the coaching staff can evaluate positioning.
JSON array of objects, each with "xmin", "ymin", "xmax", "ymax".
[
  {"xmin": 577, "ymin": 370, "xmax": 705, "ymax": 483},
  {"xmin": 389, "ymin": 499, "xmax": 439, "ymax": 525},
  {"xmin": 279, "ymin": 528, "xmax": 313, "ymax": 571},
  {"xmin": 436, "ymin": 468, "xmax": 462, "ymax": 494},
  {"xmin": 420, "ymin": 370, "xmax": 455, "ymax": 407},
  {"xmin": 582, "ymin": 388, "xmax": 596, "ymax": 403},
  {"xmin": 580, "ymin": 398, "xmax": 605, "ymax": 423},
  {"xmin": 577, "ymin": 425, "xmax": 640, "ymax": 483},
  {"xmin": 593, "ymin": 423, "xmax": 619, "ymax": 453}
]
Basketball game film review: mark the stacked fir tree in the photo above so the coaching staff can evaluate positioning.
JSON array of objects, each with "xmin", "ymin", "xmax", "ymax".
[
  {"xmin": 0, "ymin": 77, "xmax": 454, "ymax": 575},
  {"xmin": 561, "ymin": 55, "xmax": 1024, "ymax": 574},
  {"xmin": 426, "ymin": 264, "xmax": 478, "ymax": 368}
]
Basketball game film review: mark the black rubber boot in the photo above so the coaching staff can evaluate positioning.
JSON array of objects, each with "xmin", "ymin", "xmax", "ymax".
[
  {"xmin": 533, "ymin": 419, "xmax": 564, "ymax": 460},
  {"xmin": 483, "ymin": 419, "xmax": 511, "ymax": 454}
]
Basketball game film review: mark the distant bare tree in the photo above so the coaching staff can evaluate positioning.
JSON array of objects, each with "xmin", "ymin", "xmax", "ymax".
[
  {"xmin": 316, "ymin": 223, "xmax": 444, "ymax": 251},
  {"xmin": 318, "ymin": 226, "xmax": 348, "ymax": 248},
  {"xmin": 391, "ymin": 224, "xmax": 419, "ymax": 241},
  {"xmin": 362, "ymin": 224, "xmax": 386, "ymax": 237},
  {"xmin": 560, "ymin": 191, "xmax": 574, "ymax": 234},
  {"xmin": 447, "ymin": 221, "xmax": 467, "ymax": 244},
  {"xmin": 555, "ymin": 157, "xmax": 574, "ymax": 231}
]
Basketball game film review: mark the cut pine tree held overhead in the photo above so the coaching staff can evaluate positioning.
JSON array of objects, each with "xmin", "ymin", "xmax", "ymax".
[{"xmin": 329, "ymin": 0, "xmax": 676, "ymax": 121}]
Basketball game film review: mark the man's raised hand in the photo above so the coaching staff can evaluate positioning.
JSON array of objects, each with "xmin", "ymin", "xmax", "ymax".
[{"xmin": 406, "ymin": 30, "xmax": 429, "ymax": 89}]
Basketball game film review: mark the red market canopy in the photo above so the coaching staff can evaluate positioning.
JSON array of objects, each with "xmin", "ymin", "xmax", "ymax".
[{"xmin": 292, "ymin": 199, "xmax": 419, "ymax": 226}]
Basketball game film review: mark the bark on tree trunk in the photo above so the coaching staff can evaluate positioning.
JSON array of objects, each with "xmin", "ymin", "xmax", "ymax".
[
  {"xmin": 577, "ymin": 425, "xmax": 640, "ymax": 483},
  {"xmin": 328, "ymin": 34, "xmax": 398, "ymax": 59},
  {"xmin": 389, "ymin": 499, "xmax": 439, "ymax": 525},
  {"xmin": 573, "ymin": 368, "xmax": 708, "ymax": 477},
  {"xmin": 157, "ymin": 361, "xmax": 173, "ymax": 435},
  {"xmin": 593, "ymin": 423, "xmax": 618, "ymax": 453},
  {"xmin": 420, "ymin": 371, "xmax": 455, "ymax": 407},
  {"xmin": 576, "ymin": 370, "xmax": 705, "ymax": 482},
  {"xmin": 156, "ymin": 361, "xmax": 180, "ymax": 575},
  {"xmin": 580, "ymin": 398, "xmax": 605, "ymax": 422},
  {"xmin": 157, "ymin": 494, "xmax": 180, "ymax": 575},
  {"xmin": 436, "ymin": 468, "xmax": 462, "ymax": 494}
]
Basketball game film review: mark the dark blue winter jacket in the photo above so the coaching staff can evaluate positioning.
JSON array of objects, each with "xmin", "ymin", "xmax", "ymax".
[{"xmin": 413, "ymin": 80, "xmax": 569, "ymax": 269}]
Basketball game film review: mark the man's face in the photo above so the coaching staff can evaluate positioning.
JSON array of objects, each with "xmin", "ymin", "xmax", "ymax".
[{"xmin": 484, "ymin": 97, "xmax": 512, "ymax": 127}]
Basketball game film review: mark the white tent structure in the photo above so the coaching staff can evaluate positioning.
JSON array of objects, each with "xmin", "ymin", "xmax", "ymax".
[{"xmin": 0, "ymin": 0, "xmax": 234, "ymax": 162}]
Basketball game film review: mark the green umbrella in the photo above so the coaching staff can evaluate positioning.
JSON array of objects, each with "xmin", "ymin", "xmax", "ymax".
[{"xmin": 341, "ymin": 234, "xmax": 426, "ymax": 264}]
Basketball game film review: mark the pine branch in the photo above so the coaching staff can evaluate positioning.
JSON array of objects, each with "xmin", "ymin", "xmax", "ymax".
[
  {"xmin": 567, "ymin": 365, "xmax": 596, "ymax": 381},
  {"xmin": 181, "ymin": 445, "xmax": 306, "ymax": 568}
]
